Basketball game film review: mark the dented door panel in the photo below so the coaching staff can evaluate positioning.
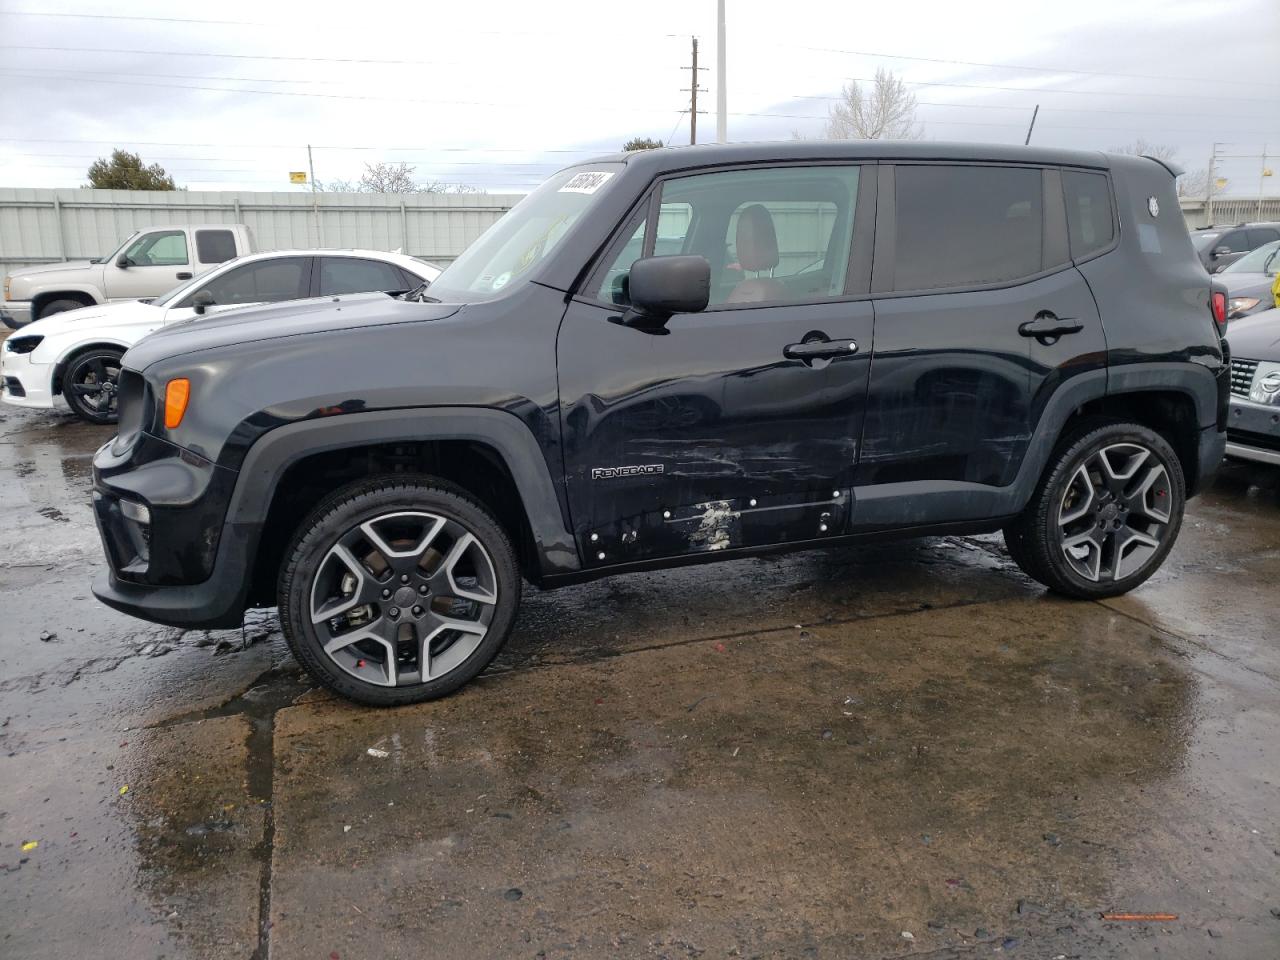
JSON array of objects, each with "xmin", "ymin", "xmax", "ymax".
[{"xmin": 557, "ymin": 297, "xmax": 872, "ymax": 566}]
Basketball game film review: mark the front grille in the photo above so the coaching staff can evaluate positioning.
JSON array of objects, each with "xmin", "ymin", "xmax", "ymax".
[{"xmin": 1230, "ymin": 358, "xmax": 1259, "ymax": 398}]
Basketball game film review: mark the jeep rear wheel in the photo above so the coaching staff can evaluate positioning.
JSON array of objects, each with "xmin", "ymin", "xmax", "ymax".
[
  {"xmin": 1004, "ymin": 420, "xmax": 1185, "ymax": 599},
  {"xmin": 278, "ymin": 477, "xmax": 520, "ymax": 706}
]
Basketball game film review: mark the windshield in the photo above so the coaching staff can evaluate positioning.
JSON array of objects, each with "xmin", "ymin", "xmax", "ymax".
[
  {"xmin": 99, "ymin": 230, "xmax": 141, "ymax": 263},
  {"xmin": 1222, "ymin": 239, "xmax": 1280, "ymax": 275},
  {"xmin": 426, "ymin": 164, "xmax": 625, "ymax": 302},
  {"xmin": 1190, "ymin": 231, "xmax": 1220, "ymax": 252}
]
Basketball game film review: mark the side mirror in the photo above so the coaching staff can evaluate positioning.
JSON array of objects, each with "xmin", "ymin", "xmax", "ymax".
[
  {"xmin": 116, "ymin": 254, "xmax": 131, "ymax": 269},
  {"xmin": 191, "ymin": 289, "xmax": 215, "ymax": 315},
  {"xmin": 622, "ymin": 255, "xmax": 711, "ymax": 328}
]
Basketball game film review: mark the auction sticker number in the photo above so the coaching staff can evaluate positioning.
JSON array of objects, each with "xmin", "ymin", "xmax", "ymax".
[{"xmin": 559, "ymin": 171, "xmax": 614, "ymax": 194}]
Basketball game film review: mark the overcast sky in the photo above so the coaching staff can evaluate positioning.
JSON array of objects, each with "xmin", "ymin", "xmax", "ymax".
[{"xmin": 1, "ymin": 0, "xmax": 1277, "ymax": 198}]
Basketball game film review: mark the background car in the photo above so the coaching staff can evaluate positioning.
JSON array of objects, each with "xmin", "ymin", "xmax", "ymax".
[
  {"xmin": 1190, "ymin": 221, "xmax": 1280, "ymax": 273},
  {"xmin": 1217, "ymin": 239, "xmax": 1279, "ymax": 319},
  {"xmin": 1225, "ymin": 309, "xmax": 1280, "ymax": 466},
  {"xmin": 1, "ymin": 249, "xmax": 439, "ymax": 423}
]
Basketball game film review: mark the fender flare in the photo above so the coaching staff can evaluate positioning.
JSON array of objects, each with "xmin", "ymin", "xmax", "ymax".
[
  {"xmin": 225, "ymin": 407, "xmax": 581, "ymax": 576},
  {"xmin": 50, "ymin": 338, "xmax": 133, "ymax": 394}
]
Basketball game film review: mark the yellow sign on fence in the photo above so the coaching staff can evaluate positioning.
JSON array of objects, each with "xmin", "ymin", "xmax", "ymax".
[{"xmin": 289, "ymin": 171, "xmax": 308, "ymax": 184}]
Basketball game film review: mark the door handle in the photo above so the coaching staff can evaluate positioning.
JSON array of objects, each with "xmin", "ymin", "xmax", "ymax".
[
  {"xmin": 1019, "ymin": 311, "xmax": 1082, "ymax": 342},
  {"xmin": 176, "ymin": 272, "xmax": 193, "ymax": 280},
  {"xmin": 784, "ymin": 339, "xmax": 859, "ymax": 362}
]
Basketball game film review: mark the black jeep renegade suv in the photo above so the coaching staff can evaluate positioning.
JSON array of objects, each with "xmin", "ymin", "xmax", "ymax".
[{"xmin": 91, "ymin": 142, "xmax": 1229, "ymax": 706}]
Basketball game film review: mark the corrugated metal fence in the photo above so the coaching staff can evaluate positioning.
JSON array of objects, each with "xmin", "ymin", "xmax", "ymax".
[{"xmin": 0, "ymin": 188, "xmax": 523, "ymax": 275}]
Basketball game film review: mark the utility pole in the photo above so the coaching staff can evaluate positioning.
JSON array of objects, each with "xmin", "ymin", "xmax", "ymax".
[
  {"xmin": 1258, "ymin": 144, "xmax": 1269, "ymax": 220},
  {"xmin": 1206, "ymin": 142, "xmax": 1220, "ymax": 227},
  {"xmin": 681, "ymin": 36, "xmax": 708, "ymax": 144},
  {"xmin": 307, "ymin": 143, "xmax": 323, "ymax": 246},
  {"xmin": 716, "ymin": 0, "xmax": 727, "ymax": 143},
  {"xmin": 1023, "ymin": 104, "xmax": 1039, "ymax": 146}
]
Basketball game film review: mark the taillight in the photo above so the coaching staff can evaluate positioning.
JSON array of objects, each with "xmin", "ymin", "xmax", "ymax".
[{"xmin": 1210, "ymin": 290, "xmax": 1227, "ymax": 332}]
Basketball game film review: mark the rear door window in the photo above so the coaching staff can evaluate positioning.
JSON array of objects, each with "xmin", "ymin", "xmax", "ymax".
[
  {"xmin": 1062, "ymin": 171, "xmax": 1115, "ymax": 260},
  {"xmin": 1218, "ymin": 231, "xmax": 1250, "ymax": 253},
  {"xmin": 318, "ymin": 257, "xmax": 406, "ymax": 296},
  {"xmin": 893, "ymin": 165, "xmax": 1043, "ymax": 291},
  {"xmin": 195, "ymin": 229, "xmax": 237, "ymax": 264}
]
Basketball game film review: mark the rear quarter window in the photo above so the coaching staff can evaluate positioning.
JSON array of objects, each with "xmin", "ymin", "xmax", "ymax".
[
  {"xmin": 1062, "ymin": 171, "xmax": 1115, "ymax": 260},
  {"xmin": 195, "ymin": 229, "xmax": 238, "ymax": 264}
]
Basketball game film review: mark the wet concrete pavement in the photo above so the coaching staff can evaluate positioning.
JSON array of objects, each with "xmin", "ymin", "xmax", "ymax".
[{"xmin": 1, "ymin": 397, "xmax": 1277, "ymax": 959}]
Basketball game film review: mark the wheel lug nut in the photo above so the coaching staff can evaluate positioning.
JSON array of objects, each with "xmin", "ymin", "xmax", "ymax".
[
  {"xmin": 412, "ymin": 606, "xmax": 423, "ymax": 617},
  {"xmin": 388, "ymin": 607, "xmax": 400, "ymax": 618},
  {"xmin": 400, "ymin": 574, "xmax": 410, "ymax": 584},
  {"xmin": 418, "ymin": 584, "xmax": 429, "ymax": 595},
  {"xmin": 381, "ymin": 589, "xmax": 391, "ymax": 599}
]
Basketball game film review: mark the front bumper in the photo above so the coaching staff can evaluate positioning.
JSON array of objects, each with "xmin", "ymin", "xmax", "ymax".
[
  {"xmin": 1226, "ymin": 397, "xmax": 1280, "ymax": 466},
  {"xmin": 91, "ymin": 431, "xmax": 254, "ymax": 629},
  {"xmin": 0, "ymin": 346, "xmax": 57, "ymax": 408},
  {"xmin": 1, "ymin": 301, "xmax": 34, "ymax": 329}
]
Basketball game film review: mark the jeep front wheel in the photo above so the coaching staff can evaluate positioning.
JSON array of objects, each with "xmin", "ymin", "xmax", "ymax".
[
  {"xmin": 1004, "ymin": 420, "xmax": 1185, "ymax": 599},
  {"xmin": 279, "ymin": 477, "xmax": 521, "ymax": 706}
]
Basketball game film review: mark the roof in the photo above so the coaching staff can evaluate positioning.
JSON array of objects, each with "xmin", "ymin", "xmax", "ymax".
[{"xmin": 578, "ymin": 139, "xmax": 1113, "ymax": 176}]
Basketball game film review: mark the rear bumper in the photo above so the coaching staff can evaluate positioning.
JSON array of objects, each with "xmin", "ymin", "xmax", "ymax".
[
  {"xmin": 1, "ymin": 302, "xmax": 33, "ymax": 329},
  {"xmin": 1225, "ymin": 397, "xmax": 1280, "ymax": 466}
]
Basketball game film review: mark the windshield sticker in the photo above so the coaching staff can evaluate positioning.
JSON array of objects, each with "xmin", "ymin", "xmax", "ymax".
[
  {"xmin": 491, "ymin": 271, "xmax": 511, "ymax": 291},
  {"xmin": 559, "ymin": 171, "xmax": 614, "ymax": 194}
]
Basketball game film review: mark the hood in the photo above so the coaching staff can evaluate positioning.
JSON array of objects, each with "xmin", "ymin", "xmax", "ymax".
[
  {"xmin": 126, "ymin": 292, "xmax": 462, "ymax": 370},
  {"xmin": 8, "ymin": 260, "xmax": 99, "ymax": 280},
  {"xmin": 1219, "ymin": 272, "xmax": 1274, "ymax": 299},
  {"xmin": 16, "ymin": 298, "xmax": 157, "ymax": 337},
  {"xmin": 1226, "ymin": 309, "xmax": 1280, "ymax": 362}
]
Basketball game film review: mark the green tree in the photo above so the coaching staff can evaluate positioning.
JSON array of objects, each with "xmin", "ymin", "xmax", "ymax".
[
  {"xmin": 86, "ymin": 150, "xmax": 178, "ymax": 190},
  {"xmin": 622, "ymin": 137, "xmax": 664, "ymax": 151}
]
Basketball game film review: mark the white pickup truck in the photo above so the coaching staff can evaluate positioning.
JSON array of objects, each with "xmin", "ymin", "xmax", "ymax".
[{"xmin": 2, "ymin": 223, "xmax": 255, "ymax": 328}]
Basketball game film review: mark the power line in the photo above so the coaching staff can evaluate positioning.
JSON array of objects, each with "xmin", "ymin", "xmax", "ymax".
[{"xmin": 2, "ymin": 70, "xmax": 1276, "ymax": 135}]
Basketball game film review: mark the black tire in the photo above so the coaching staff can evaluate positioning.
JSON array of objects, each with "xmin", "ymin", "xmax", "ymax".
[
  {"xmin": 1003, "ymin": 419, "xmax": 1186, "ymax": 599},
  {"xmin": 38, "ymin": 298, "xmax": 89, "ymax": 320},
  {"xmin": 278, "ymin": 476, "xmax": 521, "ymax": 707},
  {"xmin": 62, "ymin": 348, "xmax": 124, "ymax": 424}
]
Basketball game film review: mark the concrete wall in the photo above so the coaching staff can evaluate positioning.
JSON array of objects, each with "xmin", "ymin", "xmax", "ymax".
[
  {"xmin": 1179, "ymin": 196, "xmax": 1280, "ymax": 229},
  {"xmin": 0, "ymin": 188, "xmax": 523, "ymax": 275}
]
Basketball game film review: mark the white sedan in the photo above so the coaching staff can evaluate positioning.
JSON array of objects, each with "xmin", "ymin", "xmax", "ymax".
[{"xmin": 1, "ymin": 249, "xmax": 439, "ymax": 423}]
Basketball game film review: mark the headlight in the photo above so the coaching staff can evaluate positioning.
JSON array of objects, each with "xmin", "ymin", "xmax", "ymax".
[
  {"xmin": 4, "ymin": 335, "xmax": 43, "ymax": 354},
  {"xmin": 1249, "ymin": 362, "xmax": 1280, "ymax": 405},
  {"xmin": 1227, "ymin": 296, "xmax": 1260, "ymax": 316}
]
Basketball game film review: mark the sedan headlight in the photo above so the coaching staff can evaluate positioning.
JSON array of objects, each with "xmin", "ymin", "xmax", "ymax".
[
  {"xmin": 1249, "ymin": 362, "xmax": 1280, "ymax": 406},
  {"xmin": 4, "ymin": 335, "xmax": 43, "ymax": 354},
  {"xmin": 1228, "ymin": 296, "xmax": 1261, "ymax": 316}
]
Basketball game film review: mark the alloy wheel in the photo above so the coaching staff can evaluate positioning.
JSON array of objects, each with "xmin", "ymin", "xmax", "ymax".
[
  {"xmin": 1057, "ymin": 442, "xmax": 1173, "ymax": 582},
  {"xmin": 309, "ymin": 510, "xmax": 498, "ymax": 687},
  {"xmin": 70, "ymin": 356, "xmax": 122, "ymax": 417}
]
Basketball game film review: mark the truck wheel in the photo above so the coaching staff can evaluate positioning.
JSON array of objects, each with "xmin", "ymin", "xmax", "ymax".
[
  {"xmin": 62, "ymin": 348, "xmax": 124, "ymax": 424},
  {"xmin": 38, "ymin": 298, "xmax": 89, "ymax": 320},
  {"xmin": 1003, "ymin": 420, "xmax": 1185, "ymax": 599},
  {"xmin": 278, "ymin": 476, "xmax": 521, "ymax": 706}
]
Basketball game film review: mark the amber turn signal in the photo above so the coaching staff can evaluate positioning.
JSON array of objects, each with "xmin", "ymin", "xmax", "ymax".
[{"xmin": 164, "ymin": 378, "xmax": 191, "ymax": 429}]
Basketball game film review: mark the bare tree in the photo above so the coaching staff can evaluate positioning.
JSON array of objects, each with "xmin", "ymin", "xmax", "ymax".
[
  {"xmin": 316, "ymin": 162, "xmax": 484, "ymax": 194},
  {"xmin": 1109, "ymin": 139, "xmax": 1208, "ymax": 199},
  {"xmin": 622, "ymin": 137, "xmax": 664, "ymax": 151},
  {"xmin": 359, "ymin": 161, "xmax": 420, "ymax": 193},
  {"xmin": 824, "ymin": 68, "xmax": 923, "ymax": 140}
]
